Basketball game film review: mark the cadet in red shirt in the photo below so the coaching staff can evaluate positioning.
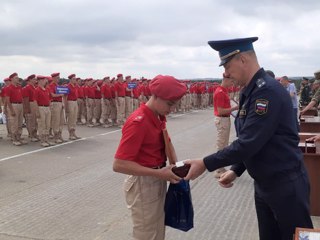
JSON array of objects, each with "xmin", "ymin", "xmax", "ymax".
[
  {"xmin": 212, "ymin": 77, "xmax": 239, "ymax": 178},
  {"xmin": 5, "ymin": 73, "xmax": 26, "ymax": 146},
  {"xmin": 48, "ymin": 72, "xmax": 65, "ymax": 143},
  {"xmin": 113, "ymin": 75, "xmax": 186, "ymax": 240},
  {"xmin": 114, "ymin": 74, "xmax": 126, "ymax": 127},
  {"xmin": 76, "ymin": 78, "xmax": 86, "ymax": 125},
  {"xmin": 22, "ymin": 74, "xmax": 39, "ymax": 142},
  {"xmin": 66, "ymin": 74, "xmax": 80, "ymax": 140},
  {"xmin": 1, "ymin": 78, "xmax": 12, "ymax": 139},
  {"xmin": 85, "ymin": 78, "xmax": 95, "ymax": 127},
  {"xmin": 101, "ymin": 77, "xmax": 112, "ymax": 126},
  {"xmin": 35, "ymin": 76, "xmax": 52, "ymax": 147}
]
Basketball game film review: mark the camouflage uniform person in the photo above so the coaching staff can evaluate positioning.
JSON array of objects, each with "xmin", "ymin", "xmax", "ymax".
[{"xmin": 300, "ymin": 70, "xmax": 320, "ymax": 116}]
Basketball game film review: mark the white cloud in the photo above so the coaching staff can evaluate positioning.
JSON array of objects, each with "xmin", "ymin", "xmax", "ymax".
[{"xmin": 0, "ymin": 0, "xmax": 320, "ymax": 81}]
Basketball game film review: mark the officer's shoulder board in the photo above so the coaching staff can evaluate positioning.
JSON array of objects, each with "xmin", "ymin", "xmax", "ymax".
[{"xmin": 256, "ymin": 78, "xmax": 266, "ymax": 88}]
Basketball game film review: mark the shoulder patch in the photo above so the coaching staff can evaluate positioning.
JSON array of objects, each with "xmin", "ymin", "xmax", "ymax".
[
  {"xmin": 256, "ymin": 78, "xmax": 266, "ymax": 88},
  {"xmin": 255, "ymin": 99, "xmax": 268, "ymax": 115},
  {"xmin": 133, "ymin": 115, "xmax": 144, "ymax": 122}
]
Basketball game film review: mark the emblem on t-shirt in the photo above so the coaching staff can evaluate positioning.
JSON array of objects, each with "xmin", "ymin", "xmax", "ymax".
[
  {"xmin": 133, "ymin": 115, "xmax": 144, "ymax": 122},
  {"xmin": 255, "ymin": 99, "xmax": 268, "ymax": 115}
]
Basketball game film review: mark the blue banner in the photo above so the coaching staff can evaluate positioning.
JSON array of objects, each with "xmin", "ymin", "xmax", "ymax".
[
  {"xmin": 56, "ymin": 86, "xmax": 69, "ymax": 94},
  {"xmin": 127, "ymin": 82, "xmax": 137, "ymax": 89}
]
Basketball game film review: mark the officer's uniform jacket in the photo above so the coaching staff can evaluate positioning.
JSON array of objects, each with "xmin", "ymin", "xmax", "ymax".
[{"xmin": 203, "ymin": 68, "xmax": 304, "ymax": 186}]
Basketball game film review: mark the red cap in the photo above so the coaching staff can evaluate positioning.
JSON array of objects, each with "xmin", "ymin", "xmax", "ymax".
[
  {"xmin": 68, "ymin": 74, "xmax": 76, "ymax": 79},
  {"xmin": 4, "ymin": 77, "xmax": 10, "ymax": 82},
  {"xmin": 51, "ymin": 72, "xmax": 60, "ymax": 77},
  {"xmin": 149, "ymin": 75, "xmax": 187, "ymax": 101},
  {"xmin": 9, "ymin": 72, "xmax": 18, "ymax": 79},
  {"xmin": 117, "ymin": 73, "xmax": 123, "ymax": 78},
  {"xmin": 27, "ymin": 74, "xmax": 36, "ymax": 81}
]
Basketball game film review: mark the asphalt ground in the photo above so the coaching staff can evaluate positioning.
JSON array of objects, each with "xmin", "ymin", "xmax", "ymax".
[{"xmin": 0, "ymin": 108, "xmax": 319, "ymax": 240}]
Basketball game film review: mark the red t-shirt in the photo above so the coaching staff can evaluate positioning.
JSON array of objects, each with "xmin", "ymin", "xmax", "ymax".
[
  {"xmin": 213, "ymin": 86, "xmax": 231, "ymax": 116},
  {"xmin": 114, "ymin": 82, "xmax": 126, "ymax": 97},
  {"xmin": 86, "ymin": 86, "xmax": 96, "ymax": 98},
  {"xmin": 48, "ymin": 82, "xmax": 63, "ymax": 102},
  {"xmin": 35, "ymin": 87, "xmax": 51, "ymax": 106},
  {"xmin": 6, "ymin": 84, "xmax": 23, "ymax": 103},
  {"xmin": 22, "ymin": 84, "xmax": 36, "ymax": 102},
  {"xmin": 94, "ymin": 87, "xmax": 101, "ymax": 99},
  {"xmin": 101, "ymin": 84, "xmax": 112, "ymax": 99},
  {"xmin": 115, "ymin": 104, "xmax": 166, "ymax": 168},
  {"xmin": 77, "ymin": 86, "xmax": 85, "ymax": 98},
  {"xmin": 67, "ymin": 83, "xmax": 78, "ymax": 101},
  {"xmin": 133, "ymin": 85, "xmax": 140, "ymax": 98}
]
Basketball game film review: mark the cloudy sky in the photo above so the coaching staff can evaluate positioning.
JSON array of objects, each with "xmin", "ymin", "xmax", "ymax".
[{"xmin": 1, "ymin": 0, "xmax": 320, "ymax": 81}]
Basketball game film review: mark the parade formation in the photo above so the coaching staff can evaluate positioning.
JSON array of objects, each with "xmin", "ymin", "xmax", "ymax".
[{"xmin": 0, "ymin": 73, "xmax": 240, "ymax": 147}]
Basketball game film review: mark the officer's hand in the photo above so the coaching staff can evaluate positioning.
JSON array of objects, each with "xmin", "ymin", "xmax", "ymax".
[
  {"xmin": 183, "ymin": 159, "xmax": 206, "ymax": 180},
  {"xmin": 157, "ymin": 166, "xmax": 181, "ymax": 184},
  {"xmin": 218, "ymin": 170, "xmax": 237, "ymax": 188}
]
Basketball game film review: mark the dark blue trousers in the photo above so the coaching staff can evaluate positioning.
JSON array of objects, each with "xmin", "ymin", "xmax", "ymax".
[{"xmin": 254, "ymin": 172, "xmax": 313, "ymax": 240}]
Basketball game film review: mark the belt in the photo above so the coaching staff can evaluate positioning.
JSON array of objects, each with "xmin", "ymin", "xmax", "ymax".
[
  {"xmin": 68, "ymin": 100, "xmax": 77, "ymax": 101},
  {"xmin": 11, "ymin": 102, "xmax": 22, "ymax": 104},
  {"xmin": 38, "ymin": 105, "xmax": 49, "ymax": 107},
  {"xmin": 217, "ymin": 115, "xmax": 230, "ymax": 118},
  {"xmin": 52, "ymin": 100, "xmax": 62, "ymax": 102},
  {"xmin": 151, "ymin": 162, "xmax": 166, "ymax": 169}
]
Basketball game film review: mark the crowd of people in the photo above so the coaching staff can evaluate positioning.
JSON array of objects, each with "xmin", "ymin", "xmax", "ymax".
[{"xmin": 0, "ymin": 72, "xmax": 240, "ymax": 147}]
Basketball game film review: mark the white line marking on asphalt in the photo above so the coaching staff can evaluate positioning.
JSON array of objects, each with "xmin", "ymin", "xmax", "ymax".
[
  {"xmin": 0, "ymin": 129, "xmax": 122, "ymax": 162},
  {"xmin": 0, "ymin": 110, "xmax": 198, "ymax": 162}
]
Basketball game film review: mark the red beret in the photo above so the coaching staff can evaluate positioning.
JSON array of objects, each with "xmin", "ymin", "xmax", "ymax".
[
  {"xmin": 125, "ymin": 75, "xmax": 131, "ymax": 79},
  {"xmin": 103, "ymin": 76, "xmax": 110, "ymax": 80},
  {"xmin": 68, "ymin": 74, "xmax": 76, "ymax": 79},
  {"xmin": 51, "ymin": 72, "xmax": 60, "ymax": 77},
  {"xmin": 117, "ymin": 73, "xmax": 123, "ymax": 78},
  {"xmin": 27, "ymin": 74, "xmax": 36, "ymax": 81},
  {"xmin": 4, "ymin": 77, "xmax": 10, "ymax": 82},
  {"xmin": 87, "ymin": 78, "xmax": 93, "ymax": 81},
  {"xmin": 149, "ymin": 75, "xmax": 187, "ymax": 101},
  {"xmin": 9, "ymin": 72, "xmax": 18, "ymax": 79},
  {"xmin": 37, "ymin": 75, "xmax": 46, "ymax": 80}
]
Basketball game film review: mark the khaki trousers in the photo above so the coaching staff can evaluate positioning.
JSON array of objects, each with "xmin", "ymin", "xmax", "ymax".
[
  {"xmin": 214, "ymin": 116, "xmax": 231, "ymax": 150},
  {"xmin": 124, "ymin": 175, "xmax": 167, "ymax": 240},
  {"xmin": 116, "ymin": 97, "xmax": 126, "ymax": 124},
  {"xmin": 101, "ymin": 98, "xmax": 111, "ymax": 123},
  {"xmin": 125, "ymin": 96, "xmax": 133, "ymax": 118},
  {"xmin": 67, "ymin": 100, "xmax": 78, "ymax": 131},
  {"xmin": 133, "ymin": 98, "xmax": 139, "ymax": 111},
  {"xmin": 7, "ymin": 103, "xmax": 23, "ymax": 140},
  {"xmin": 50, "ymin": 102, "xmax": 64, "ymax": 134},
  {"xmin": 110, "ymin": 99, "xmax": 117, "ymax": 122},
  {"xmin": 86, "ymin": 98, "xmax": 94, "ymax": 124},
  {"xmin": 26, "ymin": 101, "xmax": 37, "ymax": 138},
  {"xmin": 77, "ymin": 98, "xmax": 86, "ymax": 122},
  {"xmin": 94, "ymin": 99, "xmax": 102, "ymax": 123},
  {"xmin": 37, "ymin": 106, "xmax": 51, "ymax": 135}
]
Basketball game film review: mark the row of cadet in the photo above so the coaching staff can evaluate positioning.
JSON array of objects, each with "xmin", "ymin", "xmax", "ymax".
[{"xmin": 0, "ymin": 72, "xmax": 240, "ymax": 147}]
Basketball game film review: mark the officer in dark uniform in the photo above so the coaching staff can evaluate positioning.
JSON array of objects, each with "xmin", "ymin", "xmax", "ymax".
[
  {"xmin": 299, "ymin": 77, "xmax": 312, "ymax": 106},
  {"xmin": 185, "ymin": 37, "xmax": 313, "ymax": 240}
]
